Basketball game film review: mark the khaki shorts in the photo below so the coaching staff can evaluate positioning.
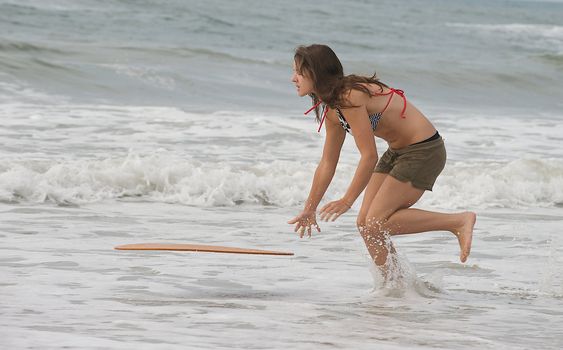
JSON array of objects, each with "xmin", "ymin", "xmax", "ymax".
[{"xmin": 374, "ymin": 136, "xmax": 446, "ymax": 191}]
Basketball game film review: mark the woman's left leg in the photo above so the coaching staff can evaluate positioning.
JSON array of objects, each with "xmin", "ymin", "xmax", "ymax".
[
  {"xmin": 362, "ymin": 176, "xmax": 475, "ymax": 266},
  {"xmin": 383, "ymin": 208, "xmax": 475, "ymax": 263}
]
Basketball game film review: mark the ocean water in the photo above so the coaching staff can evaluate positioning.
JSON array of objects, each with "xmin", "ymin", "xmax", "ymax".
[{"xmin": 1, "ymin": 0, "xmax": 563, "ymax": 349}]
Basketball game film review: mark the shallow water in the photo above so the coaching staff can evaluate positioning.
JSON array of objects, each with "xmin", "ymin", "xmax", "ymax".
[{"xmin": 1, "ymin": 203, "xmax": 562, "ymax": 349}]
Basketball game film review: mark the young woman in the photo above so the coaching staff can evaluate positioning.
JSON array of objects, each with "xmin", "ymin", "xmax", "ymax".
[{"xmin": 287, "ymin": 44, "xmax": 476, "ymax": 268}]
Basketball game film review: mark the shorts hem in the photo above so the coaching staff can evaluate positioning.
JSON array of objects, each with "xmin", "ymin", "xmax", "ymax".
[{"xmin": 388, "ymin": 173, "xmax": 434, "ymax": 191}]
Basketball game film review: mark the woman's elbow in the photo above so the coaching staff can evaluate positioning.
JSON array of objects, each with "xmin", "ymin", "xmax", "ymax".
[{"xmin": 361, "ymin": 152, "xmax": 378, "ymax": 167}]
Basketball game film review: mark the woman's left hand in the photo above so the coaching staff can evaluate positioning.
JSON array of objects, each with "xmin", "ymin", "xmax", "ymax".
[{"xmin": 319, "ymin": 198, "xmax": 352, "ymax": 222}]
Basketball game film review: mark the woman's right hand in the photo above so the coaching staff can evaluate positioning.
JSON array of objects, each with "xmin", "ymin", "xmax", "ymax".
[{"xmin": 287, "ymin": 210, "xmax": 321, "ymax": 238}]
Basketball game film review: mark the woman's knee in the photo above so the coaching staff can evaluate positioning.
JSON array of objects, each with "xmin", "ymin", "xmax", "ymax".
[
  {"xmin": 364, "ymin": 213, "xmax": 388, "ymax": 232},
  {"xmin": 360, "ymin": 222, "xmax": 391, "ymax": 247},
  {"xmin": 356, "ymin": 213, "xmax": 366, "ymax": 231}
]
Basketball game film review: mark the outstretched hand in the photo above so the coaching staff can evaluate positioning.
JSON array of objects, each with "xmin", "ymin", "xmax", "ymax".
[
  {"xmin": 287, "ymin": 210, "xmax": 320, "ymax": 238},
  {"xmin": 319, "ymin": 198, "xmax": 351, "ymax": 222}
]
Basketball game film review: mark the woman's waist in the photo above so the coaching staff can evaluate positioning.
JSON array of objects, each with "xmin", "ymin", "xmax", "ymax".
[
  {"xmin": 388, "ymin": 131, "xmax": 443, "ymax": 153},
  {"xmin": 379, "ymin": 129, "xmax": 438, "ymax": 149}
]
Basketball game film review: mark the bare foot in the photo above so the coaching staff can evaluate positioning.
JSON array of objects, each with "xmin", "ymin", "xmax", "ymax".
[{"xmin": 452, "ymin": 212, "xmax": 476, "ymax": 263}]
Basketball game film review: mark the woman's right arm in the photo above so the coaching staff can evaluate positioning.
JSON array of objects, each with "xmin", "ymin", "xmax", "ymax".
[
  {"xmin": 303, "ymin": 111, "xmax": 346, "ymax": 211},
  {"xmin": 288, "ymin": 109, "xmax": 346, "ymax": 236}
]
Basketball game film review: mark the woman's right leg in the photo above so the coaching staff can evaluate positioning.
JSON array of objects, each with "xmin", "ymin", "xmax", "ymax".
[
  {"xmin": 356, "ymin": 172, "xmax": 387, "ymax": 231},
  {"xmin": 356, "ymin": 172, "xmax": 399, "ymax": 266}
]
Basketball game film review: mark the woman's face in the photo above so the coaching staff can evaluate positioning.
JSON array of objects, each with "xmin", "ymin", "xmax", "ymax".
[{"xmin": 291, "ymin": 61, "xmax": 314, "ymax": 97}]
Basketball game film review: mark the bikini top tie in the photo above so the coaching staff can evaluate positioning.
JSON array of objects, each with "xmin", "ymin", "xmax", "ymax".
[
  {"xmin": 375, "ymin": 88, "xmax": 407, "ymax": 118},
  {"xmin": 303, "ymin": 99, "xmax": 328, "ymax": 132}
]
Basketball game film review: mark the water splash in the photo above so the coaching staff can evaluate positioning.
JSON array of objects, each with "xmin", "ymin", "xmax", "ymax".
[{"xmin": 367, "ymin": 248, "xmax": 444, "ymax": 299}]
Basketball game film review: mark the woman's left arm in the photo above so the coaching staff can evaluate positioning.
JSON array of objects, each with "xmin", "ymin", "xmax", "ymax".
[{"xmin": 319, "ymin": 90, "xmax": 378, "ymax": 221}]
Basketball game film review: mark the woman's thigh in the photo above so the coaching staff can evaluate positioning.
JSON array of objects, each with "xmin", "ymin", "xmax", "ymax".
[
  {"xmin": 367, "ymin": 176, "xmax": 425, "ymax": 222},
  {"xmin": 357, "ymin": 172, "xmax": 388, "ymax": 225}
]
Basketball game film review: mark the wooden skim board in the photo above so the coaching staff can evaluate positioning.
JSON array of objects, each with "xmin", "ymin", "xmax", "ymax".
[{"xmin": 115, "ymin": 243, "xmax": 294, "ymax": 256}]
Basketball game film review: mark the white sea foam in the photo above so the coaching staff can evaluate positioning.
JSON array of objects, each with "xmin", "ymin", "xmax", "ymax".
[
  {"xmin": 0, "ymin": 153, "xmax": 317, "ymax": 206},
  {"xmin": 448, "ymin": 23, "xmax": 563, "ymax": 40},
  {"xmin": 1, "ymin": 102, "xmax": 561, "ymax": 211},
  {"xmin": 424, "ymin": 158, "xmax": 563, "ymax": 209},
  {"xmin": 101, "ymin": 63, "xmax": 177, "ymax": 91},
  {"xmin": 0, "ymin": 80, "xmax": 67, "ymax": 104},
  {"xmin": 446, "ymin": 23, "xmax": 563, "ymax": 53},
  {"xmin": 1, "ymin": 151, "xmax": 562, "ymax": 209}
]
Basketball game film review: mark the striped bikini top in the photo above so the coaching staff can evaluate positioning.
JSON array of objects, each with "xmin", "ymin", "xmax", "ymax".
[
  {"xmin": 335, "ymin": 108, "xmax": 381, "ymax": 134},
  {"xmin": 304, "ymin": 87, "xmax": 407, "ymax": 134}
]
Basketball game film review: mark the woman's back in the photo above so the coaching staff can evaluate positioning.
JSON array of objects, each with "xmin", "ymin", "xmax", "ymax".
[{"xmin": 344, "ymin": 83, "xmax": 437, "ymax": 148}]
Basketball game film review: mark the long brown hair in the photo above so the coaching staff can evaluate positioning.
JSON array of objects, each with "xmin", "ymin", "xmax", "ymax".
[{"xmin": 294, "ymin": 44, "xmax": 388, "ymax": 122}]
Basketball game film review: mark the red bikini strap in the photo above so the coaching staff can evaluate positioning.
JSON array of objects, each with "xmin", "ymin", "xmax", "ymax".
[
  {"xmin": 304, "ymin": 100, "xmax": 329, "ymax": 133},
  {"xmin": 373, "ymin": 88, "xmax": 407, "ymax": 118},
  {"xmin": 304, "ymin": 100, "xmax": 322, "ymax": 115},
  {"xmin": 393, "ymin": 89, "xmax": 407, "ymax": 118},
  {"xmin": 317, "ymin": 105, "xmax": 329, "ymax": 132}
]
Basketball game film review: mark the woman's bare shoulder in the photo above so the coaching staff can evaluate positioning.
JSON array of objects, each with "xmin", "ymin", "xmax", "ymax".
[{"xmin": 341, "ymin": 87, "xmax": 370, "ymax": 107}]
